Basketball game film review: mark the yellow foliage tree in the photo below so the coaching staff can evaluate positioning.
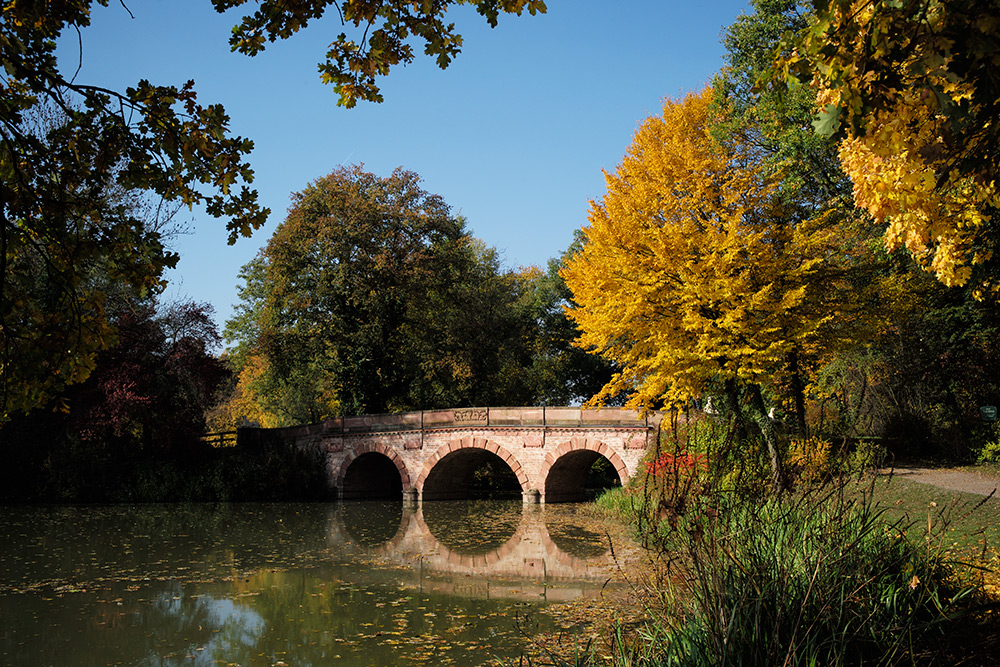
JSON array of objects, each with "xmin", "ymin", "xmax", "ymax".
[
  {"xmin": 562, "ymin": 89, "xmax": 862, "ymax": 491},
  {"xmin": 207, "ymin": 354, "xmax": 284, "ymax": 431},
  {"xmin": 778, "ymin": 0, "xmax": 1000, "ymax": 294}
]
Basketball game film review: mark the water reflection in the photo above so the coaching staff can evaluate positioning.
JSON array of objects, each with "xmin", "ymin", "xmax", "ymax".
[
  {"xmin": 143, "ymin": 585, "xmax": 267, "ymax": 666},
  {"xmin": 329, "ymin": 501, "xmax": 617, "ymax": 585},
  {"xmin": 1, "ymin": 502, "xmax": 634, "ymax": 667},
  {"xmin": 544, "ymin": 505, "xmax": 611, "ymax": 559},
  {"xmin": 421, "ymin": 500, "xmax": 522, "ymax": 555},
  {"xmin": 340, "ymin": 500, "xmax": 405, "ymax": 546},
  {"xmin": 546, "ymin": 523, "xmax": 608, "ymax": 559}
]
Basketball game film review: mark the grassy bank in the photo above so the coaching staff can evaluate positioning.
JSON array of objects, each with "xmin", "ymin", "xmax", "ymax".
[
  {"xmin": 522, "ymin": 468, "xmax": 1000, "ymax": 666},
  {"xmin": 862, "ymin": 472, "xmax": 1000, "ymax": 599}
]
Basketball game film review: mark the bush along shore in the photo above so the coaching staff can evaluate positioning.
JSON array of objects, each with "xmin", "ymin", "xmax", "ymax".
[
  {"xmin": 0, "ymin": 435, "xmax": 335, "ymax": 504},
  {"xmin": 525, "ymin": 414, "xmax": 1000, "ymax": 666}
]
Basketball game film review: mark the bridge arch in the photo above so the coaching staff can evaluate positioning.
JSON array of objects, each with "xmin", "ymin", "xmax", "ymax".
[
  {"xmin": 333, "ymin": 501, "xmax": 411, "ymax": 547},
  {"xmin": 336, "ymin": 443, "xmax": 412, "ymax": 499},
  {"xmin": 540, "ymin": 437, "xmax": 629, "ymax": 503},
  {"xmin": 414, "ymin": 503, "xmax": 526, "ymax": 564},
  {"xmin": 418, "ymin": 437, "xmax": 528, "ymax": 501}
]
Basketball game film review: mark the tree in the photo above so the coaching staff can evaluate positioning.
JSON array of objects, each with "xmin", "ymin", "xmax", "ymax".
[
  {"xmin": 721, "ymin": 1, "xmax": 1000, "ymax": 460},
  {"xmin": 562, "ymin": 89, "xmax": 864, "ymax": 490},
  {"xmin": 813, "ymin": 259, "xmax": 1000, "ymax": 456},
  {"xmin": 517, "ymin": 234, "xmax": 614, "ymax": 405},
  {"xmin": 775, "ymin": 0, "xmax": 1000, "ymax": 293},
  {"xmin": 2, "ymin": 0, "xmax": 544, "ymax": 423},
  {"xmin": 716, "ymin": 0, "xmax": 876, "ymax": 434},
  {"xmin": 1, "ymin": 3, "xmax": 266, "ymax": 421},
  {"xmin": 715, "ymin": 0, "xmax": 853, "ymax": 213},
  {"xmin": 68, "ymin": 298, "xmax": 229, "ymax": 453},
  {"xmin": 222, "ymin": 165, "xmax": 543, "ymax": 425},
  {"xmin": 0, "ymin": 295, "xmax": 230, "ymax": 501}
]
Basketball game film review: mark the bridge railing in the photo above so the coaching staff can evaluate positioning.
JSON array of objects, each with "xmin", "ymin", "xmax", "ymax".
[{"xmin": 262, "ymin": 407, "xmax": 661, "ymax": 439}]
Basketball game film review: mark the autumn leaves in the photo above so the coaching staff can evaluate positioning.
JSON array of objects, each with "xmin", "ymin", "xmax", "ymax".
[
  {"xmin": 562, "ymin": 89, "xmax": 867, "ymax": 490},
  {"xmin": 563, "ymin": 90, "xmax": 848, "ymax": 412},
  {"xmin": 781, "ymin": 0, "xmax": 1000, "ymax": 293}
]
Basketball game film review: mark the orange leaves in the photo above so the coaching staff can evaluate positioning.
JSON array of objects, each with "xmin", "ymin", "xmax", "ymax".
[{"xmin": 563, "ymin": 88, "xmax": 854, "ymax": 410}]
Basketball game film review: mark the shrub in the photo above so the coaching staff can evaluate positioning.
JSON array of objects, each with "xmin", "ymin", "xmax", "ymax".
[
  {"xmin": 848, "ymin": 438, "xmax": 889, "ymax": 473},
  {"xmin": 593, "ymin": 412, "xmax": 985, "ymax": 666},
  {"xmin": 975, "ymin": 424, "xmax": 1000, "ymax": 464},
  {"xmin": 785, "ymin": 436, "xmax": 832, "ymax": 485},
  {"xmin": 610, "ymin": 480, "xmax": 985, "ymax": 667}
]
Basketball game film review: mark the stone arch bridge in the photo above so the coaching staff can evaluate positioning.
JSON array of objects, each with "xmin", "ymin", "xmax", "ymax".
[{"xmin": 239, "ymin": 407, "xmax": 662, "ymax": 503}]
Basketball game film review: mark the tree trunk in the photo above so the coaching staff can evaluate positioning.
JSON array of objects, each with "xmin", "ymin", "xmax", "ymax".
[
  {"xmin": 748, "ymin": 383, "xmax": 788, "ymax": 493},
  {"xmin": 725, "ymin": 377, "xmax": 748, "ymax": 448}
]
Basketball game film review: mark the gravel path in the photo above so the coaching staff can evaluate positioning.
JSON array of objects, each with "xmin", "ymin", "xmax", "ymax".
[{"xmin": 890, "ymin": 466, "xmax": 1000, "ymax": 498}]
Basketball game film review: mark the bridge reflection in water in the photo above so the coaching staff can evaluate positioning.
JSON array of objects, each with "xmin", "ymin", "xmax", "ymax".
[{"xmin": 330, "ymin": 501, "xmax": 631, "ymax": 603}]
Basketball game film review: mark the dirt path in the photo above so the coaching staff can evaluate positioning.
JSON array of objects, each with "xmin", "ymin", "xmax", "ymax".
[{"xmin": 890, "ymin": 466, "xmax": 1000, "ymax": 498}]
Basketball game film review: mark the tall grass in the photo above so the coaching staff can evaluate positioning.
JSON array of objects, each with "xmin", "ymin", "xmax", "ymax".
[
  {"xmin": 628, "ymin": 487, "xmax": 982, "ymax": 665},
  {"xmin": 579, "ymin": 414, "xmax": 993, "ymax": 666}
]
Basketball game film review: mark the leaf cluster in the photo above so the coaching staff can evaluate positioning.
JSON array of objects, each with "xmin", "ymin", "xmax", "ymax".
[
  {"xmin": 772, "ymin": 0, "xmax": 1000, "ymax": 292},
  {"xmin": 213, "ymin": 0, "xmax": 547, "ymax": 107}
]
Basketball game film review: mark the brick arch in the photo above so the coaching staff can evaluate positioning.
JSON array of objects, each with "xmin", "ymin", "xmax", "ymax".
[
  {"xmin": 336, "ymin": 442, "xmax": 412, "ymax": 491},
  {"xmin": 416, "ymin": 437, "xmax": 529, "ymax": 492},
  {"xmin": 539, "ymin": 437, "xmax": 630, "ymax": 488}
]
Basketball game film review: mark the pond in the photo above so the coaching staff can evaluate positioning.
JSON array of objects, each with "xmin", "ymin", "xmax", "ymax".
[{"xmin": 0, "ymin": 501, "xmax": 637, "ymax": 666}]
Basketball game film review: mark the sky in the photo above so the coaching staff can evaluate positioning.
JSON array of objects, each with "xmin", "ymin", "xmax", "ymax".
[{"xmin": 58, "ymin": 0, "xmax": 753, "ymax": 331}]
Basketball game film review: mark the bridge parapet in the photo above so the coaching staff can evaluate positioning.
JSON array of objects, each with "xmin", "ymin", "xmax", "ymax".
[{"xmin": 321, "ymin": 406, "xmax": 658, "ymax": 434}]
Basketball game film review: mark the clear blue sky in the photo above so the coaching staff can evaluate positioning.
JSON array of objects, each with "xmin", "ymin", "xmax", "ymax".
[{"xmin": 59, "ymin": 0, "xmax": 752, "ymax": 331}]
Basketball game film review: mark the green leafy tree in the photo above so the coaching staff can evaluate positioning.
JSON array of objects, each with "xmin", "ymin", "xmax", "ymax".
[
  {"xmin": 518, "ymin": 234, "xmax": 614, "ymax": 405},
  {"xmin": 222, "ymin": 166, "xmax": 544, "ymax": 424},
  {"xmin": 715, "ymin": 0, "xmax": 852, "ymax": 210}
]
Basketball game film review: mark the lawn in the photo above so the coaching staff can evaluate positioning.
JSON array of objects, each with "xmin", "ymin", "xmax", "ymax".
[{"xmin": 863, "ymin": 470, "xmax": 1000, "ymax": 597}]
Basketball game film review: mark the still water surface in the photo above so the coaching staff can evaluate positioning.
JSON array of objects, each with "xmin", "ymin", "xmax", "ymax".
[{"xmin": 1, "ymin": 501, "xmax": 635, "ymax": 666}]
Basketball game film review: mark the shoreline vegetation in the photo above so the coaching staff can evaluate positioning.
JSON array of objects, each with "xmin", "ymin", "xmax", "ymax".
[{"xmin": 515, "ymin": 430, "xmax": 1000, "ymax": 667}]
